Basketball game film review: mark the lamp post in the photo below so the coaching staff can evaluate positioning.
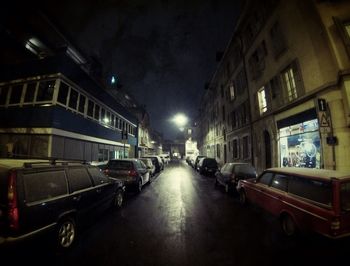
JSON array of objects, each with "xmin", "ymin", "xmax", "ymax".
[{"xmin": 172, "ymin": 113, "xmax": 188, "ymax": 129}]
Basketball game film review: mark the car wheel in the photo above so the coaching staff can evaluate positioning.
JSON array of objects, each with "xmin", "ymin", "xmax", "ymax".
[
  {"xmin": 281, "ymin": 214, "xmax": 297, "ymax": 236},
  {"xmin": 113, "ymin": 189, "xmax": 124, "ymax": 209},
  {"xmin": 57, "ymin": 218, "xmax": 76, "ymax": 249},
  {"xmin": 239, "ymin": 189, "xmax": 248, "ymax": 205},
  {"xmin": 137, "ymin": 180, "xmax": 142, "ymax": 193}
]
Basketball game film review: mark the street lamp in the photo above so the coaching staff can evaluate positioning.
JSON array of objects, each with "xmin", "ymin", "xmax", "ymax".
[{"xmin": 172, "ymin": 113, "xmax": 188, "ymax": 128}]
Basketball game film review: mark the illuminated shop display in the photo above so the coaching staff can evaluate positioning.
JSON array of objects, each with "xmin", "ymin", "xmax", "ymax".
[{"xmin": 279, "ymin": 119, "xmax": 321, "ymax": 168}]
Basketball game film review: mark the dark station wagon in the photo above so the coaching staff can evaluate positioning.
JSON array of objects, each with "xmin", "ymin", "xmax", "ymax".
[{"xmin": 0, "ymin": 159, "xmax": 125, "ymax": 249}]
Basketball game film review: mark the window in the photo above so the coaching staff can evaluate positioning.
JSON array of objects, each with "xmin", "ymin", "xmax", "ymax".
[
  {"xmin": 231, "ymin": 111, "xmax": 236, "ymax": 130},
  {"xmin": 0, "ymin": 87, "xmax": 8, "ymax": 105},
  {"xmin": 258, "ymin": 86, "xmax": 267, "ymax": 114},
  {"xmin": 9, "ymin": 85, "xmax": 23, "ymax": 104},
  {"xmin": 333, "ymin": 17, "xmax": 350, "ymax": 57},
  {"xmin": 288, "ymin": 176, "xmax": 332, "ymax": 206},
  {"xmin": 281, "ymin": 62, "xmax": 302, "ymax": 102},
  {"xmin": 259, "ymin": 172, "xmax": 273, "ymax": 186},
  {"xmin": 229, "ymin": 83, "xmax": 235, "ymax": 101},
  {"xmin": 78, "ymin": 94, "xmax": 86, "ymax": 113},
  {"xmin": 271, "ymin": 174, "xmax": 288, "ymax": 191},
  {"xmin": 94, "ymin": 105, "xmax": 100, "ymax": 120},
  {"xmin": 242, "ymin": 135, "xmax": 250, "ymax": 159},
  {"xmin": 24, "ymin": 83, "xmax": 36, "ymax": 103},
  {"xmin": 67, "ymin": 168, "xmax": 92, "ymax": 192},
  {"xmin": 23, "ymin": 171, "xmax": 68, "ymax": 203},
  {"xmin": 111, "ymin": 114, "xmax": 115, "ymax": 128},
  {"xmin": 270, "ymin": 76, "xmax": 281, "ymax": 100},
  {"xmin": 36, "ymin": 80, "xmax": 55, "ymax": 102},
  {"xmin": 57, "ymin": 82, "xmax": 69, "ymax": 105},
  {"xmin": 216, "ymin": 144, "xmax": 221, "ymax": 158},
  {"xmin": 233, "ymin": 139, "xmax": 239, "ymax": 159},
  {"xmin": 68, "ymin": 88, "xmax": 78, "ymax": 110},
  {"xmin": 270, "ymin": 22, "xmax": 287, "ymax": 58},
  {"xmin": 87, "ymin": 100, "xmax": 94, "ymax": 117},
  {"xmin": 88, "ymin": 167, "xmax": 109, "ymax": 185}
]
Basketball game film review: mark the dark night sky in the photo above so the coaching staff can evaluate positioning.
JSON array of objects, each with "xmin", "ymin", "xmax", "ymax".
[{"xmin": 42, "ymin": 0, "xmax": 241, "ymax": 139}]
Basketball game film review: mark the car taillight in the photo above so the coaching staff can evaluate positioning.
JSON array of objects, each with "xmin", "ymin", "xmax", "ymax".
[
  {"xmin": 128, "ymin": 169, "xmax": 138, "ymax": 177},
  {"xmin": 8, "ymin": 170, "xmax": 19, "ymax": 230}
]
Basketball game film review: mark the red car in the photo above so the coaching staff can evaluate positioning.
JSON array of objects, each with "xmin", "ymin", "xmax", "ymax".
[{"xmin": 238, "ymin": 167, "xmax": 350, "ymax": 239}]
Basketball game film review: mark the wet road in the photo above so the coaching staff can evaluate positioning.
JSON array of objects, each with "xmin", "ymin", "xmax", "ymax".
[{"xmin": 2, "ymin": 160, "xmax": 349, "ymax": 265}]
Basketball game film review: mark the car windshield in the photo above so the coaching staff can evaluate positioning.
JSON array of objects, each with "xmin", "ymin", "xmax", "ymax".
[
  {"xmin": 107, "ymin": 161, "xmax": 133, "ymax": 170},
  {"xmin": 341, "ymin": 182, "xmax": 350, "ymax": 211}
]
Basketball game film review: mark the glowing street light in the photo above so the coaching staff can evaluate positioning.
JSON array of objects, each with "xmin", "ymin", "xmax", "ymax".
[{"xmin": 172, "ymin": 113, "xmax": 188, "ymax": 128}]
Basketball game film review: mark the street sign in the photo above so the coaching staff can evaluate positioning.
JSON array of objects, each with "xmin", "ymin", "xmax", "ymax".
[{"xmin": 319, "ymin": 112, "xmax": 329, "ymax": 127}]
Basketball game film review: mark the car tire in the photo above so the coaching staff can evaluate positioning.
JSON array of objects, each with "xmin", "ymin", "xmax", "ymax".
[
  {"xmin": 113, "ymin": 189, "xmax": 124, "ymax": 209},
  {"xmin": 281, "ymin": 214, "xmax": 297, "ymax": 237},
  {"xmin": 137, "ymin": 180, "xmax": 142, "ymax": 193},
  {"xmin": 57, "ymin": 218, "xmax": 76, "ymax": 250},
  {"xmin": 239, "ymin": 189, "xmax": 248, "ymax": 205}
]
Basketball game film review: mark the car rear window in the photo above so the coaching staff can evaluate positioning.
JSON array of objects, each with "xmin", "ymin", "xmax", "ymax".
[
  {"xmin": 88, "ymin": 167, "xmax": 109, "ymax": 185},
  {"xmin": 23, "ymin": 170, "xmax": 68, "ymax": 203},
  {"xmin": 341, "ymin": 182, "xmax": 350, "ymax": 211},
  {"xmin": 288, "ymin": 176, "xmax": 332, "ymax": 206},
  {"xmin": 271, "ymin": 174, "xmax": 288, "ymax": 191},
  {"xmin": 259, "ymin": 172, "xmax": 273, "ymax": 185},
  {"xmin": 108, "ymin": 161, "xmax": 133, "ymax": 170},
  {"xmin": 67, "ymin": 168, "xmax": 92, "ymax": 192},
  {"xmin": 205, "ymin": 159, "xmax": 217, "ymax": 167},
  {"xmin": 235, "ymin": 165, "xmax": 256, "ymax": 178}
]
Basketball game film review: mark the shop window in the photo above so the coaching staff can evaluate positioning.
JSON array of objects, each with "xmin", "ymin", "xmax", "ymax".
[
  {"xmin": 24, "ymin": 83, "xmax": 36, "ymax": 103},
  {"xmin": 279, "ymin": 119, "xmax": 320, "ymax": 169},
  {"xmin": 9, "ymin": 85, "xmax": 23, "ymax": 104},
  {"xmin": 257, "ymin": 86, "xmax": 267, "ymax": 114},
  {"xmin": 68, "ymin": 88, "xmax": 78, "ymax": 110},
  {"xmin": 36, "ymin": 80, "xmax": 55, "ymax": 102},
  {"xmin": 57, "ymin": 82, "xmax": 69, "ymax": 105}
]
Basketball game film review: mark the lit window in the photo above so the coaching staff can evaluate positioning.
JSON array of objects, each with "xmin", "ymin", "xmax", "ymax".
[
  {"xmin": 258, "ymin": 86, "xmax": 267, "ymax": 114},
  {"xmin": 282, "ymin": 67, "xmax": 298, "ymax": 101}
]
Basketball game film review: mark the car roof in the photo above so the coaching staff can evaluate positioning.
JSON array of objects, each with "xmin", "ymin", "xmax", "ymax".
[
  {"xmin": 266, "ymin": 167, "xmax": 350, "ymax": 180},
  {"xmin": 0, "ymin": 159, "xmax": 86, "ymax": 170}
]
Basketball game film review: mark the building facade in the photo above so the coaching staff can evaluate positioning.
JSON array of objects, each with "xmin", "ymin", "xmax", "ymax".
[{"xmin": 198, "ymin": 0, "xmax": 350, "ymax": 173}]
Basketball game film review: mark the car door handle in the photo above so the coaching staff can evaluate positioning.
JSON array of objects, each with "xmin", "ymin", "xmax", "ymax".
[{"xmin": 73, "ymin": 195, "xmax": 81, "ymax": 201}]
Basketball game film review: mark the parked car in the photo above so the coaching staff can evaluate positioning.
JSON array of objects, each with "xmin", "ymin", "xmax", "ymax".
[
  {"xmin": 238, "ymin": 167, "xmax": 350, "ymax": 239},
  {"xmin": 159, "ymin": 154, "xmax": 170, "ymax": 165},
  {"xmin": 194, "ymin": 155, "xmax": 206, "ymax": 170},
  {"xmin": 215, "ymin": 162, "xmax": 257, "ymax": 193},
  {"xmin": 140, "ymin": 158, "xmax": 156, "ymax": 177},
  {"xmin": 197, "ymin": 157, "xmax": 218, "ymax": 176},
  {"xmin": 141, "ymin": 155, "xmax": 164, "ymax": 173},
  {"xmin": 0, "ymin": 159, "xmax": 125, "ymax": 249},
  {"xmin": 104, "ymin": 159, "xmax": 150, "ymax": 192}
]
